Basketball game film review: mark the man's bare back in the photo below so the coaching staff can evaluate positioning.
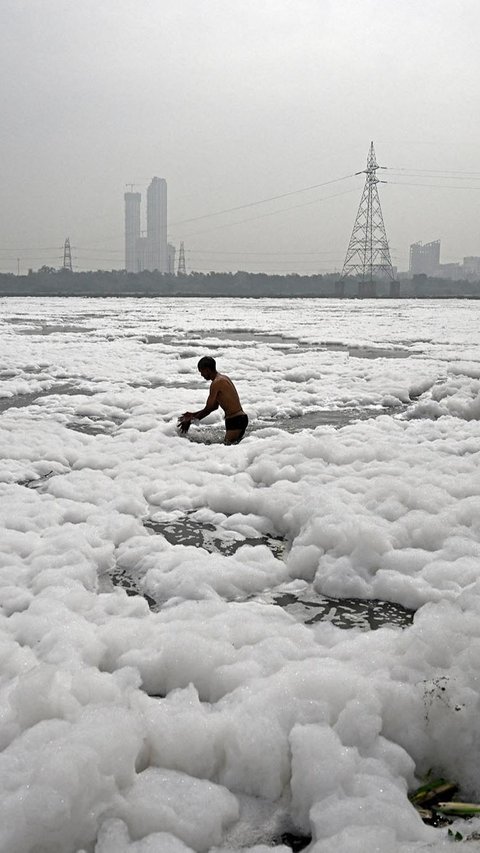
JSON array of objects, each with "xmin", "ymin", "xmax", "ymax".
[
  {"xmin": 177, "ymin": 357, "xmax": 248, "ymax": 444},
  {"xmin": 209, "ymin": 373, "xmax": 243, "ymax": 419}
]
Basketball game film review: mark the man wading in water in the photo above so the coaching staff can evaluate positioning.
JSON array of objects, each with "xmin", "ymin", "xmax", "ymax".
[{"xmin": 178, "ymin": 356, "xmax": 248, "ymax": 445}]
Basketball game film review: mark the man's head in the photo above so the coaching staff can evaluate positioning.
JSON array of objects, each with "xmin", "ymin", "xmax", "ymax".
[{"xmin": 197, "ymin": 356, "xmax": 217, "ymax": 381}]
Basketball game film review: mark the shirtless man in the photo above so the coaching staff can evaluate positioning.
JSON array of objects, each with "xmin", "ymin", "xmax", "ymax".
[{"xmin": 178, "ymin": 356, "xmax": 248, "ymax": 445}]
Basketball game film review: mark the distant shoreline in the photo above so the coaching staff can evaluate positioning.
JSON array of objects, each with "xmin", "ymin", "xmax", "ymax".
[
  {"xmin": 1, "ymin": 270, "xmax": 479, "ymax": 299},
  {"xmin": 0, "ymin": 292, "xmax": 478, "ymax": 300}
]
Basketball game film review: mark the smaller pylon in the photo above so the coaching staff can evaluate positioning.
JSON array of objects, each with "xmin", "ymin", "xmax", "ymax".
[
  {"xmin": 177, "ymin": 241, "xmax": 186, "ymax": 275},
  {"xmin": 63, "ymin": 237, "xmax": 73, "ymax": 272}
]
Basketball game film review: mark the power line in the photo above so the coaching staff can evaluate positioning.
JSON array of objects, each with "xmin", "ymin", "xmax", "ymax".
[
  {"xmin": 187, "ymin": 264, "xmax": 343, "ymax": 272},
  {"xmin": 386, "ymin": 172, "xmax": 480, "ymax": 183},
  {"xmin": 385, "ymin": 166, "xmax": 480, "ymax": 176},
  {"xmin": 387, "ymin": 181, "xmax": 480, "ymax": 190},
  {"xmin": 73, "ymin": 246, "xmax": 124, "ymax": 254},
  {"xmin": 0, "ymin": 246, "xmax": 63, "ymax": 253},
  {"xmin": 0, "ymin": 256, "xmax": 64, "ymax": 262},
  {"xmin": 186, "ymin": 249, "xmax": 345, "ymax": 256},
  {"xmin": 177, "ymin": 187, "xmax": 360, "ymax": 240},
  {"xmin": 41, "ymin": 176, "xmax": 359, "ymax": 250},
  {"xmin": 169, "ymin": 172, "xmax": 359, "ymax": 227}
]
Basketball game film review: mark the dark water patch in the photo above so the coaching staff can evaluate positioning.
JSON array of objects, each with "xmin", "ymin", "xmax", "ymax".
[
  {"xmin": 108, "ymin": 566, "xmax": 157, "ymax": 609},
  {"xmin": 183, "ymin": 426, "xmax": 226, "ymax": 444},
  {"xmin": 347, "ymin": 345, "xmax": 414, "ymax": 359},
  {"xmin": 0, "ymin": 390, "xmax": 51, "ymax": 414},
  {"xmin": 133, "ymin": 331, "xmax": 297, "ymax": 347},
  {"xmin": 108, "ymin": 514, "xmax": 414, "ymax": 632},
  {"xmin": 190, "ymin": 329, "xmax": 301, "ymax": 345},
  {"xmin": 68, "ymin": 312, "xmax": 112, "ymax": 320},
  {"xmin": 136, "ymin": 334, "xmax": 172, "ymax": 344},
  {"xmin": 286, "ymin": 342, "xmax": 419, "ymax": 359},
  {"xmin": 162, "ymin": 333, "xmax": 418, "ymax": 359},
  {"xmin": 0, "ymin": 366, "xmax": 49, "ymax": 377},
  {"xmin": 144, "ymin": 513, "xmax": 285, "ymax": 560},
  {"xmin": 0, "ymin": 382, "xmax": 84, "ymax": 414},
  {"xmin": 311, "ymin": 342, "xmax": 415, "ymax": 359},
  {"xmin": 257, "ymin": 409, "xmax": 369, "ymax": 431},
  {"xmin": 127, "ymin": 333, "xmax": 190, "ymax": 346},
  {"xmin": 67, "ymin": 421, "xmax": 111, "ymax": 435},
  {"xmin": 17, "ymin": 469, "xmax": 58, "ymax": 490},
  {"xmin": 0, "ymin": 366, "xmax": 81, "ymax": 379},
  {"xmin": 0, "ymin": 369, "xmax": 23, "ymax": 379},
  {"xmin": 67, "ymin": 414, "xmax": 124, "ymax": 435},
  {"xmin": 14, "ymin": 324, "xmax": 94, "ymax": 335},
  {"xmin": 271, "ymin": 589, "xmax": 414, "ymax": 631},
  {"xmin": 256, "ymin": 404, "xmax": 406, "ymax": 433},
  {"xmin": 130, "ymin": 378, "xmax": 204, "ymax": 391},
  {"xmin": 183, "ymin": 407, "xmax": 403, "ymax": 444},
  {"xmin": 275, "ymin": 832, "xmax": 311, "ymax": 851},
  {"xmin": 107, "ymin": 511, "xmax": 285, "ymax": 604}
]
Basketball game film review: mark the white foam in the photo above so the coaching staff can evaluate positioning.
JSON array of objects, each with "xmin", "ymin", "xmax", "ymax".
[{"xmin": 0, "ymin": 297, "xmax": 479, "ymax": 850}]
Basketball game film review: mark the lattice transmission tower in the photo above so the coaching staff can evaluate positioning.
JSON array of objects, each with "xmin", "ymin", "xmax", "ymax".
[
  {"xmin": 177, "ymin": 241, "xmax": 186, "ymax": 275},
  {"xmin": 63, "ymin": 237, "xmax": 73, "ymax": 272},
  {"xmin": 341, "ymin": 142, "xmax": 394, "ymax": 284}
]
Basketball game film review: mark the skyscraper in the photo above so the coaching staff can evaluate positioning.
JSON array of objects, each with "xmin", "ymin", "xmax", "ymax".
[
  {"xmin": 124, "ymin": 192, "xmax": 141, "ymax": 273},
  {"xmin": 124, "ymin": 177, "xmax": 168, "ymax": 273},
  {"xmin": 146, "ymin": 177, "xmax": 168, "ymax": 273}
]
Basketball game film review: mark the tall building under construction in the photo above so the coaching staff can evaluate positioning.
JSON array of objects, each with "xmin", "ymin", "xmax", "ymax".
[{"xmin": 124, "ymin": 177, "xmax": 168, "ymax": 273}]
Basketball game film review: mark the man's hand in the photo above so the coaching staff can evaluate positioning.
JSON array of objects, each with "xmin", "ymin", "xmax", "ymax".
[{"xmin": 177, "ymin": 412, "xmax": 194, "ymax": 434}]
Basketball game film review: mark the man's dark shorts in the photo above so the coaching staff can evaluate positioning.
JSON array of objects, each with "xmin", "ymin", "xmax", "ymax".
[{"xmin": 225, "ymin": 413, "xmax": 249, "ymax": 443}]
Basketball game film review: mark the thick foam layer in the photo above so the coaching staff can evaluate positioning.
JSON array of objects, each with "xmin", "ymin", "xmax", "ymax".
[{"xmin": 0, "ymin": 297, "xmax": 479, "ymax": 852}]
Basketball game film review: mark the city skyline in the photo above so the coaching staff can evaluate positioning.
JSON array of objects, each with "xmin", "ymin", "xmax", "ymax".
[
  {"xmin": 125, "ymin": 177, "xmax": 168, "ymax": 273},
  {"xmin": 1, "ymin": 1, "xmax": 480, "ymax": 276},
  {"xmin": 3, "ymin": 161, "xmax": 480, "ymax": 279}
]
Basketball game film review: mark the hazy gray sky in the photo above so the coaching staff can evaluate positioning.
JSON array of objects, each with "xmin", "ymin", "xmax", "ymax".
[{"xmin": 1, "ymin": 0, "xmax": 479, "ymax": 275}]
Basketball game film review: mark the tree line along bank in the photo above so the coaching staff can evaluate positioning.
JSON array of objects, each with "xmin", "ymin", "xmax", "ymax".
[{"xmin": 0, "ymin": 270, "xmax": 479, "ymax": 298}]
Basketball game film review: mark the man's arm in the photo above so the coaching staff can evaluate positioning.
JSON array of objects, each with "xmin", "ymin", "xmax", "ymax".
[{"xmin": 178, "ymin": 387, "xmax": 219, "ymax": 431}]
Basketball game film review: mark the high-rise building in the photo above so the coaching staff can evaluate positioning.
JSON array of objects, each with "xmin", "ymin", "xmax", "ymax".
[
  {"xmin": 124, "ymin": 192, "xmax": 141, "ymax": 272},
  {"xmin": 124, "ymin": 178, "xmax": 168, "ymax": 273},
  {"xmin": 146, "ymin": 177, "xmax": 168, "ymax": 272},
  {"xmin": 409, "ymin": 240, "xmax": 440, "ymax": 276}
]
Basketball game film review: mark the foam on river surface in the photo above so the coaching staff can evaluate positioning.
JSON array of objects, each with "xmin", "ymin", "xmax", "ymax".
[{"xmin": 0, "ymin": 296, "xmax": 479, "ymax": 853}]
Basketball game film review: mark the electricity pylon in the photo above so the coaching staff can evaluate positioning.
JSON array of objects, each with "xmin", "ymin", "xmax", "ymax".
[
  {"xmin": 341, "ymin": 142, "xmax": 394, "ymax": 284},
  {"xmin": 63, "ymin": 237, "xmax": 73, "ymax": 272},
  {"xmin": 177, "ymin": 241, "xmax": 186, "ymax": 275}
]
